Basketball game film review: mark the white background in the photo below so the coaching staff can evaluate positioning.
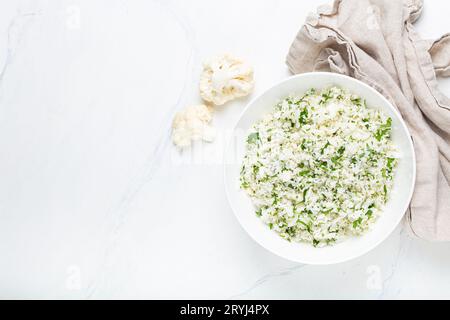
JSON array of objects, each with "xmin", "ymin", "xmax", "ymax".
[{"xmin": 0, "ymin": 0, "xmax": 449, "ymax": 299}]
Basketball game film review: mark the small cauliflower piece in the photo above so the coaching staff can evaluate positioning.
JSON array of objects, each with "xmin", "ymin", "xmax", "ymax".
[
  {"xmin": 172, "ymin": 104, "xmax": 216, "ymax": 148},
  {"xmin": 200, "ymin": 54, "xmax": 254, "ymax": 105}
]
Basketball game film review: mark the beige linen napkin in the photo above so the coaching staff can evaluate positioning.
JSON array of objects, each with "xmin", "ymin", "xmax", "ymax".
[{"xmin": 286, "ymin": 0, "xmax": 450, "ymax": 241}]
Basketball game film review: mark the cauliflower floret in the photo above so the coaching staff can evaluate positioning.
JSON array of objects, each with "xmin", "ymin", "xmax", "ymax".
[
  {"xmin": 200, "ymin": 54, "xmax": 254, "ymax": 105},
  {"xmin": 172, "ymin": 104, "xmax": 216, "ymax": 148}
]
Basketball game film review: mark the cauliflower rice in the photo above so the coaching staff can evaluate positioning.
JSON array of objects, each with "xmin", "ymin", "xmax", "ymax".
[{"xmin": 239, "ymin": 87, "xmax": 398, "ymax": 247}]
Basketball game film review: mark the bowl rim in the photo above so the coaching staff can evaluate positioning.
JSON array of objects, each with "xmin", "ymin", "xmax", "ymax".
[{"xmin": 223, "ymin": 72, "xmax": 416, "ymax": 265}]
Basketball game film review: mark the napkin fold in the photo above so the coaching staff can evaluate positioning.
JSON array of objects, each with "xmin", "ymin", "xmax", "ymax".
[{"xmin": 286, "ymin": 0, "xmax": 450, "ymax": 241}]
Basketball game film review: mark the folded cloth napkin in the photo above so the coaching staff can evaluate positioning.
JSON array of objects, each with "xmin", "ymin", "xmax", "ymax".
[{"xmin": 286, "ymin": 0, "xmax": 450, "ymax": 241}]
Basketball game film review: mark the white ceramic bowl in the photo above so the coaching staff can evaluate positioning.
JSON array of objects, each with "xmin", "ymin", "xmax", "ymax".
[{"xmin": 224, "ymin": 72, "xmax": 416, "ymax": 265}]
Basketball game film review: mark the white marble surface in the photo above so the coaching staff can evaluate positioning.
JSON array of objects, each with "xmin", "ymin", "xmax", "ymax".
[{"xmin": 0, "ymin": 0, "xmax": 450, "ymax": 299}]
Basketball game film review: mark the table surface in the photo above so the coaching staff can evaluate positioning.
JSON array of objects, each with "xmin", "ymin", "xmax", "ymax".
[{"xmin": 1, "ymin": 0, "xmax": 450, "ymax": 299}]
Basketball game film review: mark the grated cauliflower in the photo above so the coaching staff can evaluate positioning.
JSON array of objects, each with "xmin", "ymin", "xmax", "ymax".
[
  {"xmin": 239, "ymin": 87, "xmax": 399, "ymax": 247},
  {"xmin": 172, "ymin": 104, "xmax": 216, "ymax": 148},
  {"xmin": 200, "ymin": 54, "xmax": 254, "ymax": 105}
]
